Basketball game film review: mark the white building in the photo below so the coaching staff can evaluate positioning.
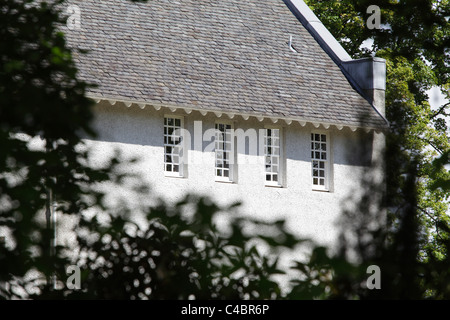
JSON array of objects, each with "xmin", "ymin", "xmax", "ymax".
[{"xmin": 65, "ymin": 0, "xmax": 388, "ymax": 247}]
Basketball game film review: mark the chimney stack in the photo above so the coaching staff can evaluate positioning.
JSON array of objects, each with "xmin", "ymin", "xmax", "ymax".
[{"xmin": 342, "ymin": 57, "xmax": 386, "ymax": 117}]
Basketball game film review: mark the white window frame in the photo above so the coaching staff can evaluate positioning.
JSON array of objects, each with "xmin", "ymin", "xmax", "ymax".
[
  {"xmin": 264, "ymin": 126, "xmax": 283, "ymax": 187},
  {"xmin": 164, "ymin": 115, "xmax": 185, "ymax": 178},
  {"xmin": 311, "ymin": 131, "xmax": 330, "ymax": 191},
  {"xmin": 214, "ymin": 121, "xmax": 234, "ymax": 183}
]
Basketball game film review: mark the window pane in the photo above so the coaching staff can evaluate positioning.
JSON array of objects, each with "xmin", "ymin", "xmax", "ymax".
[
  {"xmin": 265, "ymin": 128, "xmax": 281, "ymax": 185},
  {"xmin": 273, "ymin": 137, "xmax": 279, "ymax": 147},
  {"xmin": 311, "ymin": 133, "xmax": 328, "ymax": 188},
  {"xmin": 164, "ymin": 117, "xmax": 183, "ymax": 174},
  {"xmin": 215, "ymin": 123, "xmax": 233, "ymax": 180},
  {"xmin": 273, "ymin": 146, "xmax": 279, "ymax": 155}
]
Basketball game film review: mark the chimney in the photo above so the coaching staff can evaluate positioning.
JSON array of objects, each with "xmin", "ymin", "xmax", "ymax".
[{"xmin": 341, "ymin": 57, "xmax": 386, "ymax": 117}]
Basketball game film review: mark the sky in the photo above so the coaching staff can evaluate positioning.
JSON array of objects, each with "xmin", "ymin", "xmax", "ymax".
[{"xmin": 429, "ymin": 86, "xmax": 449, "ymax": 110}]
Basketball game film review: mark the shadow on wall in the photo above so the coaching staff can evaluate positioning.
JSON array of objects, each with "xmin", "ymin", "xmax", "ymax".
[
  {"xmin": 336, "ymin": 126, "xmax": 386, "ymax": 263},
  {"xmin": 333, "ymin": 130, "xmax": 374, "ymax": 167}
]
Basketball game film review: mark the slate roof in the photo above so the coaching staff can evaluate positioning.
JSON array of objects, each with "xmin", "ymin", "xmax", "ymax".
[{"xmin": 64, "ymin": 0, "xmax": 387, "ymax": 128}]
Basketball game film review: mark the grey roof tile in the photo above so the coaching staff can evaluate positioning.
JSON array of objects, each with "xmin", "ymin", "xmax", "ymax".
[{"xmin": 65, "ymin": 0, "xmax": 386, "ymax": 128}]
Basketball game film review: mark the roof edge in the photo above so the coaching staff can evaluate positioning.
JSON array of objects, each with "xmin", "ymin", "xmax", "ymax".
[
  {"xmin": 87, "ymin": 94, "xmax": 389, "ymax": 132},
  {"xmin": 284, "ymin": 0, "xmax": 352, "ymax": 64},
  {"xmin": 284, "ymin": 0, "xmax": 389, "ymax": 127}
]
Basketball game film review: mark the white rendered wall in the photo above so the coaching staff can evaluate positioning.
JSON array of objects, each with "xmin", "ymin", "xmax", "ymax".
[
  {"xmin": 0, "ymin": 101, "xmax": 384, "ymax": 295},
  {"xmin": 84, "ymin": 101, "xmax": 384, "ymax": 249}
]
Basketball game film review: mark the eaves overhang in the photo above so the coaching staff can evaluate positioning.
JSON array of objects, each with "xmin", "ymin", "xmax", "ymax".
[{"xmin": 88, "ymin": 94, "xmax": 388, "ymax": 133}]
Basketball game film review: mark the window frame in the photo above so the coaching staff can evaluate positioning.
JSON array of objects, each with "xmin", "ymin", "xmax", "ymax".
[
  {"xmin": 311, "ymin": 131, "xmax": 330, "ymax": 191},
  {"xmin": 163, "ymin": 114, "xmax": 185, "ymax": 178},
  {"xmin": 214, "ymin": 120, "xmax": 235, "ymax": 183},
  {"xmin": 264, "ymin": 126, "xmax": 283, "ymax": 187}
]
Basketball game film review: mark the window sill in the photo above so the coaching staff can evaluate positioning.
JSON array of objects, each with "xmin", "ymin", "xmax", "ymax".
[
  {"xmin": 215, "ymin": 178, "xmax": 234, "ymax": 184},
  {"xmin": 164, "ymin": 172, "xmax": 184, "ymax": 178},
  {"xmin": 312, "ymin": 186, "xmax": 329, "ymax": 192},
  {"xmin": 265, "ymin": 182, "xmax": 283, "ymax": 188}
]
